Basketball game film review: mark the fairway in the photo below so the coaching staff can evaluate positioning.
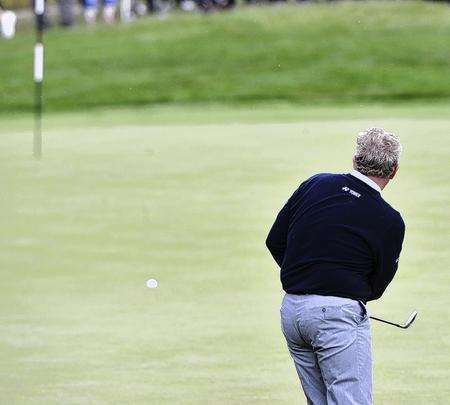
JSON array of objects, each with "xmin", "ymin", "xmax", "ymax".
[{"xmin": 0, "ymin": 104, "xmax": 449, "ymax": 404}]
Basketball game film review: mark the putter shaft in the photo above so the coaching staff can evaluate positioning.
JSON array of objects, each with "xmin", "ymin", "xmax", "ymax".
[
  {"xmin": 369, "ymin": 310, "xmax": 417, "ymax": 329},
  {"xmin": 369, "ymin": 315, "xmax": 402, "ymax": 328}
]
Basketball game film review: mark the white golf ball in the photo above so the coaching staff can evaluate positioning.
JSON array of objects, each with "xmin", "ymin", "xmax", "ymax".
[{"xmin": 146, "ymin": 279, "xmax": 158, "ymax": 289}]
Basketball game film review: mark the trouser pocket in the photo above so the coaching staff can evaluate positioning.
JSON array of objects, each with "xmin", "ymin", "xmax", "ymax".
[
  {"xmin": 342, "ymin": 301, "xmax": 368, "ymax": 326},
  {"xmin": 358, "ymin": 300, "xmax": 368, "ymax": 318}
]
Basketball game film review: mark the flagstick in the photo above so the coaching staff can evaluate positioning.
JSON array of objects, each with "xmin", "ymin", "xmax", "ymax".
[{"xmin": 33, "ymin": 0, "xmax": 44, "ymax": 159}]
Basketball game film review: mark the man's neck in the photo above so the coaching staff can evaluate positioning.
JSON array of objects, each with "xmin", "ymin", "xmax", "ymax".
[
  {"xmin": 367, "ymin": 175, "xmax": 389, "ymax": 190},
  {"xmin": 350, "ymin": 170, "xmax": 384, "ymax": 192}
]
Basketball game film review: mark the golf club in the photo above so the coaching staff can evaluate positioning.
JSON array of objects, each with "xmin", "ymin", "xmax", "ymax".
[{"xmin": 370, "ymin": 310, "xmax": 418, "ymax": 329}]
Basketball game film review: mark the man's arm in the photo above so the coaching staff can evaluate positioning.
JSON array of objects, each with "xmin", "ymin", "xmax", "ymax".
[
  {"xmin": 369, "ymin": 216, "xmax": 405, "ymax": 300},
  {"xmin": 266, "ymin": 199, "xmax": 291, "ymax": 268}
]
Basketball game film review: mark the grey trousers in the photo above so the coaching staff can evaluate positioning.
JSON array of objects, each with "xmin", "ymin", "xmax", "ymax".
[{"xmin": 280, "ymin": 294, "xmax": 372, "ymax": 405}]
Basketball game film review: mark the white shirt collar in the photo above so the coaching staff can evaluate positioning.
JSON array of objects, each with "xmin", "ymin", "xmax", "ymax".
[{"xmin": 350, "ymin": 170, "xmax": 382, "ymax": 193}]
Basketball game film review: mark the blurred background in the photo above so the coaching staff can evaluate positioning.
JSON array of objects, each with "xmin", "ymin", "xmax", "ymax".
[{"xmin": 0, "ymin": 1, "xmax": 449, "ymax": 404}]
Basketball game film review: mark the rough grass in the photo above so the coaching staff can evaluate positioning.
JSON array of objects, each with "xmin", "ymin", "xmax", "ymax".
[
  {"xmin": 0, "ymin": 104, "xmax": 449, "ymax": 404},
  {"xmin": 1, "ymin": 1, "xmax": 449, "ymax": 112}
]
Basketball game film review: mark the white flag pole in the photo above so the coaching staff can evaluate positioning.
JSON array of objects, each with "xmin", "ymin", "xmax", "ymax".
[{"xmin": 33, "ymin": 0, "xmax": 45, "ymax": 159}]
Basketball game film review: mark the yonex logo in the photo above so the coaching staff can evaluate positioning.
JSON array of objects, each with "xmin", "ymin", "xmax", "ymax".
[{"xmin": 342, "ymin": 186, "xmax": 361, "ymax": 198}]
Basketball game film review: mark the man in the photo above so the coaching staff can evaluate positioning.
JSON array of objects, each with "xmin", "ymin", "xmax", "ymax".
[
  {"xmin": 84, "ymin": 0, "xmax": 117, "ymax": 24},
  {"xmin": 266, "ymin": 127, "xmax": 405, "ymax": 405}
]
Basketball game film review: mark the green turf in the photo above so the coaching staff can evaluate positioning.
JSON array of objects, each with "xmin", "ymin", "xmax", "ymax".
[
  {"xmin": 1, "ymin": 104, "xmax": 449, "ymax": 404},
  {"xmin": 1, "ymin": 1, "xmax": 450, "ymax": 112}
]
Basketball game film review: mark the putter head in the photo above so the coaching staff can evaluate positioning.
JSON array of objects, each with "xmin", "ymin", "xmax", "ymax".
[{"xmin": 402, "ymin": 310, "xmax": 418, "ymax": 329}]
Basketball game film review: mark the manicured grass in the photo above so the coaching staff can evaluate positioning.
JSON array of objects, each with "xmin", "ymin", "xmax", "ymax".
[
  {"xmin": 0, "ymin": 104, "xmax": 449, "ymax": 404},
  {"xmin": 1, "ymin": 1, "xmax": 450, "ymax": 112}
]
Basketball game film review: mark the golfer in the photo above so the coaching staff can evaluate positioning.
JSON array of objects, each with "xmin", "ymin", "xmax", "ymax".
[{"xmin": 266, "ymin": 127, "xmax": 405, "ymax": 405}]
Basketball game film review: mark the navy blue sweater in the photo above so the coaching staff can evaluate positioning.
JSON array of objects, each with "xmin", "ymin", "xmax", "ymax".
[{"xmin": 266, "ymin": 173, "xmax": 405, "ymax": 302}]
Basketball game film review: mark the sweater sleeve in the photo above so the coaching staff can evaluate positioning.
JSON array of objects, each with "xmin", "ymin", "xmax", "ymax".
[
  {"xmin": 369, "ymin": 215, "xmax": 405, "ymax": 300},
  {"xmin": 266, "ymin": 198, "xmax": 291, "ymax": 268}
]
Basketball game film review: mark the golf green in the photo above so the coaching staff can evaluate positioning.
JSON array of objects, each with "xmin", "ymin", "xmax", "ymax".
[{"xmin": 1, "ymin": 104, "xmax": 449, "ymax": 404}]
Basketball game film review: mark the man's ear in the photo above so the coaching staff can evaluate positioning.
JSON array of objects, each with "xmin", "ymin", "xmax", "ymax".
[
  {"xmin": 389, "ymin": 164, "xmax": 399, "ymax": 180},
  {"xmin": 352, "ymin": 155, "xmax": 357, "ymax": 169}
]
